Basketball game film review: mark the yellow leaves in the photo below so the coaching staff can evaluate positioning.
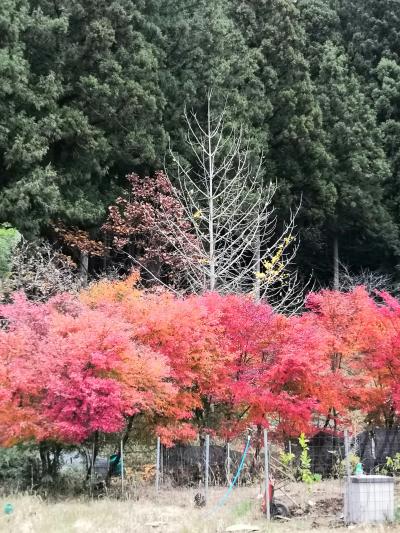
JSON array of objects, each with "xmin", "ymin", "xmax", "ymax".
[
  {"xmin": 80, "ymin": 271, "xmax": 141, "ymax": 306},
  {"xmin": 256, "ymin": 234, "xmax": 295, "ymax": 284}
]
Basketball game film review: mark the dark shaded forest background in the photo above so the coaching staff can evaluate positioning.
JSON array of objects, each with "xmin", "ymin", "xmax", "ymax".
[{"xmin": 1, "ymin": 0, "xmax": 400, "ymax": 288}]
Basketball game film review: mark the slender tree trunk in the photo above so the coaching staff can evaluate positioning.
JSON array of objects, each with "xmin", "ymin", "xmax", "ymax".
[
  {"xmin": 103, "ymin": 233, "xmax": 110, "ymax": 271},
  {"xmin": 122, "ymin": 416, "xmax": 135, "ymax": 448},
  {"xmin": 80, "ymin": 251, "xmax": 89, "ymax": 287},
  {"xmin": 254, "ymin": 232, "xmax": 261, "ymax": 302},
  {"xmin": 250, "ymin": 424, "xmax": 262, "ymax": 477},
  {"xmin": 333, "ymin": 235, "xmax": 339, "ymax": 291},
  {"xmin": 143, "ymin": 258, "xmax": 162, "ymax": 285},
  {"xmin": 86, "ymin": 431, "xmax": 99, "ymax": 480},
  {"xmin": 39, "ymin": 442, "xmax": 48, "ymax": 478},
  {"xmin": 207, "ymin": 95, "xmax": 216, "ymax": 292},
  {"xmin": 209, "ymin": 214, "xmax": 215, "ymax": 291},
  {"xmin": 49, "ymin": 445, "xmax": 61, "ymax": 478},
  {"xmin": 39, "ymin": 442, "xmax": 61, "ymax": 480}
]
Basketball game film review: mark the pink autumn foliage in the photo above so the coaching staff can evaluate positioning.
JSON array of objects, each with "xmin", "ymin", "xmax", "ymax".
[
  {"xmin": 0, "ymin": 292, "xmax": 176, "ymax": 445},
  {"xmin": 5, "ymin": 276, "xmax": 400, "ymax": 448}
]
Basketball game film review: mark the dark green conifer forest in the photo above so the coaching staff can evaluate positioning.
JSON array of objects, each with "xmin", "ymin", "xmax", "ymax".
[{"xmin": 1, "ymin": 0, "xmax": 400, "ymax": 287}]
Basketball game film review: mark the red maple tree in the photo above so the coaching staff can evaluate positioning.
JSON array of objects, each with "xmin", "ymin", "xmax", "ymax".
[{"xmin": 103, "ymin": 172, "xmax": 198, "ymax": 286}]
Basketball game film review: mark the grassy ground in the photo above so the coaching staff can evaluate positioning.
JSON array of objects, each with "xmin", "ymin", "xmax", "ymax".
[{"xmin": 0, "ymin": 483, "xmax": 398, "ymax": 533}]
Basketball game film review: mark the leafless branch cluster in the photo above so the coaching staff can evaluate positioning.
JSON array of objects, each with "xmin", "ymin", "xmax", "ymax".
[
  {"xmin": 338, "ymin": 263, "xmax": 394, "ymax": 295},
  {"xmin": 163, "ymin": 95, "xmax": 308, "ymax": 313},
  {"xmin": 2, "ymin": 239, "xmax": 82, "ymax": 301}
]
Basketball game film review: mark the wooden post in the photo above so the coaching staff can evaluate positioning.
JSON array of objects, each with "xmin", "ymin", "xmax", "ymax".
[
  {"xmin": 155, "ymin": 436, "xmax": 161, "ymax": 492},
  {"xmin": 120, "ymin": 439, "xmax": 124, "ymax": 497},
  {"xmin": 205, "ymin": 434, "xmax": 210, "ymax": 505},
  {"xmin": 264, "ymin": 429, "xmax": 270, "ymax": 520}
]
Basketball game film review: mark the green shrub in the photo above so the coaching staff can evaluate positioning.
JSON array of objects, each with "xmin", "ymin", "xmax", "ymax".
[
  {"xmin": 0, "ymin": 225, "xmax": 21, "ymax": 281},
  {"xmin": 0, "ymin": 444, "xmax": 40, "ymax": 493}
]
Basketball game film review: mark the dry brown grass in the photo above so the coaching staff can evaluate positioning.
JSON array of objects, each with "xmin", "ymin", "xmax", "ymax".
[{"xmin": 0, "ymin": 484, "xmax": 398, "ymax": 533}]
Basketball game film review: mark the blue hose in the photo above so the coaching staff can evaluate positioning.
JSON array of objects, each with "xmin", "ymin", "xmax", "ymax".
[{"xmin": 206, "ymin": 435, "xmax": 251, "ymax": 516}]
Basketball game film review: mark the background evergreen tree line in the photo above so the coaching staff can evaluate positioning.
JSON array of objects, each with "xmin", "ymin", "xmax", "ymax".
[{"xmin": 1, "ymin": 0, "xmax": 400, "ymax": 288}]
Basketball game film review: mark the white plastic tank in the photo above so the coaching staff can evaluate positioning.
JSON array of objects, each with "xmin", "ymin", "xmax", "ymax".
[{"xmin": 345, "ymin": 475, "xmax": 394, "ymax": 523}]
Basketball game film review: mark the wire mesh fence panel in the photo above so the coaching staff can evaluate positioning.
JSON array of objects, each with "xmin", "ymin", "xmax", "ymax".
[
  {"xmin": 395, "ymin": 478, "xmax": 400, "ymax": 521},
  {"xmin": 287, "ymin": 432, "xmax": 345, "ymax": 478},
  {"xmin": 125, "ymin": 442, "xmax": 157, "ymax": 482},
  {"xmin": 263, "ymin": 435, "xmax": 345, "ymax": 524},
  {"xmin": 154, "ymin": 431, "xmax": 348, "ymax": 523},
  {"xmin": 161, "ymin": 440, "xmax": 204, "ymax": 488},
  {"xmin": 358, "ymin": 428, "xmax": 400, "ymax": 473},
  {"xmin": 158, "ymin": 434, "xmax": 258, "ymax": 491},
  {"xmin": 93, "ymin": 428, "xmax": 400, "ymax": 527},
  {"xmin": 225, "ymin": 435, "xmax": 260, "ymax": 487},
  {"xmin": 342, "ymin": 430, "xmax": 400, "ymax": 525}
]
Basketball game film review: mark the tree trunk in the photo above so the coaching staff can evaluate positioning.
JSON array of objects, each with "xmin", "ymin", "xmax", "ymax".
[
  {"xmin": 103, "ymin": 233, "xmax": 110, "ymax": 271},
  {"xmin": 254, "ymin": 232, "xmax": 261, "ymax": 302},
  {"xmin": 122, "ymin": 416, "xmax": 135, "ymax": 448},
  {"xmin": 142, "ymin": 258, "xmax": 162, "ymax": 285},
  {"xmin": 250, "ymin": 424, "xmax": 262, "ymax": 477},
  {"xmin": 207, "ymin": 96, "xmax": 216, "ymax": 292},
  {"xmin": 86, "ymin": 431, "xmax": 99, "ymax": 480},
  {"xmin": 49, "ymin": 445, "xmax": 61, "ymax": 477},
  {"xmin": 80, "ymin": 251, "xmax": 89, "ymax": 287},
  {"xmin": 39, "ymin": 442, "xmax": 61, "ymax": 480},
  {"xmin": 39, "ymin": 442, "xmax": 48, "ymax": 478},
  {"xmin": 333, "ymin": 235, "xmax": 339, "ymax": 290}
]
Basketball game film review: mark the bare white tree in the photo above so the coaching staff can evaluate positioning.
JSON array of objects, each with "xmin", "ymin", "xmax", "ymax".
[{"xmin": 163, "ymin": 95, "xmax": 308, "ymax": 313}]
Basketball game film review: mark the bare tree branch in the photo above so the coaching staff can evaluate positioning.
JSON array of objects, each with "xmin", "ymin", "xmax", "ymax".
[
  {"xmin": 2, "ymin": 239, "xmax": 81, "ymax": 301},
  {"xmin": 338, "ymin": 263, "xmax": 394, "ymax": 295}
]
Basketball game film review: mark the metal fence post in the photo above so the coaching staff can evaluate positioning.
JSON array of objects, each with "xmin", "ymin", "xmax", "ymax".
[
  {"xmin": 205, "ymin": 434, "xmax": 210, "ymax": 505},
  {"xmin": 90, "ymin": 439, "xmax": 95, "ymax": 498},
  {"xmin": 155, "ymin": 436, "xmax": 161, "ymax": 492},
  {"xmin": 344, "ymin": 429, "xmax": 351, "ymax": 524},
  {"xmin": 227, "ymin": 441, "xmax": 231, "ymax": 484},
  {"xmin": 120, "ymin": 438, "xmax": 125, "ymax": 497},
  {"xmin": 264, "ymin": 429, "xmax": 270, "ymax": 520},
  {"xmin": 160, "ymin": 442, "xmax": 164, "ymax": 485}
]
